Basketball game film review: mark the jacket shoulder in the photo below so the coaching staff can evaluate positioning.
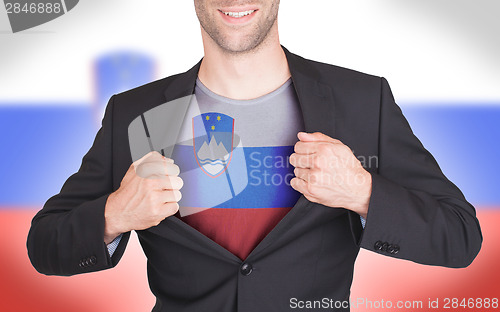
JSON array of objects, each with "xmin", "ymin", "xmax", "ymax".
[
  {"xmin": 291, "ymin": 52, "xmax": 382, "ymax": 87},
  {"xmin": 108, "ymin": 69, "xmax": 195, "ymax": 127}
]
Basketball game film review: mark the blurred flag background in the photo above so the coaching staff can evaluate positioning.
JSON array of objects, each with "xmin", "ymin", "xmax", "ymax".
[{"xmin": 0, "ymin": 1, "xmax": 499, "ymax": 311}]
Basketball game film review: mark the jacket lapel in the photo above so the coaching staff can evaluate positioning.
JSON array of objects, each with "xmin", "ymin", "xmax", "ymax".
[
  {"xmin": 283, "ymin": 46, "xmax": 336, "ymax": 136},
  {"xmin": 246, "ymin": 47, "xmax": 337, "ymax": 258},
  {"xmin": 162, "ymin": 60, "xmax": 201, "ymax": 103},
  {"xmin": 154, "ymin": 47, "xmax": 338, "ymax": 261}
]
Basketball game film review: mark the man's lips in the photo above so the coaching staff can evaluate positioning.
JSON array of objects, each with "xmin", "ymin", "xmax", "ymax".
[{"xmin": 218, "ymin": 8, "xmax": 258, "ymax": 24}]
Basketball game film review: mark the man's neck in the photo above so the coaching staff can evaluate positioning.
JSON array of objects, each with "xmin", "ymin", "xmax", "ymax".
[{"xmin": 198, "ymin": 30, "xmax": 291, "ymax": 100}]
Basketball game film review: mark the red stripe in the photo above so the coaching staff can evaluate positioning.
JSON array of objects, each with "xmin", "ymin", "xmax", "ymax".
[
  {"xmin": 180, "ymin": 207, "xmax": 292, "ymax": 260},
  {"xmin": 2, "ymin": 209, "xmax": 499, "ymax": 311}
]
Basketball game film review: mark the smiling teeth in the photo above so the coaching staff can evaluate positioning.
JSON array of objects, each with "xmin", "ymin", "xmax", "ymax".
[{"xmin": 222, "ymin": 10, "xmax": 255, "ymax": 18}]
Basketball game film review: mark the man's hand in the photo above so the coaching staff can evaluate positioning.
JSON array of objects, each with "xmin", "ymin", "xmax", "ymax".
[
  {"xmin": 289, "ymin": 132, "xmax": 371, "ymax": 219},
  {"xmin": 103, "ymin": 151, "xmax": 183, "ymax": 244}
]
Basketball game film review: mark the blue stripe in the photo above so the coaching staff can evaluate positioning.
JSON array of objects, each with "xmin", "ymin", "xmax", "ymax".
[
  {"xmin": 0, "ymin": 103, "xmax": 499, "ymax": 207},
  {"xmin": 0, "ymin": 104, "xmax": 94, "ymax": 206},
  {"xmin": 400, "ymin": 104, "xmax": 500, "ymax": 206},
  {"xmin": 172, "ymin": 145, "xmax": 301, "ymax": 208}
]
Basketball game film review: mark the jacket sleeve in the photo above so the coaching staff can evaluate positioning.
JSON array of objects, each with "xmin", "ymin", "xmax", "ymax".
[
  {"xmin": 357, "ymin": 77, "xmax": 482, "ymax": 268},
  {"xmin": 26, "ymin": 95, "xmax": 130, "ymax": 276}
]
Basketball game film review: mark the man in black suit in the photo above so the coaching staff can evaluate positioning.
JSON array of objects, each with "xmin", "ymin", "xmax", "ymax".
[{"xmin": 27, "ymin": 1, "xmax": 482, "ymax": 311}]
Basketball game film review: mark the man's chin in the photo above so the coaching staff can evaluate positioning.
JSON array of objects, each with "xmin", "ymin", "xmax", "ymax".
[
  {"xmin": 219, "ymin": 44, "xmax": 258, "ymax": 54},
  {"xmin": 215, "ymin": 35, "xmax": 267, "ymax": 55}
]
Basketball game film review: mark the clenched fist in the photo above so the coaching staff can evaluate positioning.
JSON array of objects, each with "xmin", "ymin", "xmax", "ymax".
[
  {"xmin": 104, "ymin": 151, "xmax": 183, "ymax": 244},
  {"xmin": 289, "ymin": 132, "xmax": 372, "ymax": 218}
]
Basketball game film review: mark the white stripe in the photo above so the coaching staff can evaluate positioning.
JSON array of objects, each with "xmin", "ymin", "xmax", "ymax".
[{"xmin": 1, "ymin": 2, "xmax": 499, "ymax": 101}]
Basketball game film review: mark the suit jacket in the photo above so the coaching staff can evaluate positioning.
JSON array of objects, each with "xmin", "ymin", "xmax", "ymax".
[{"xmin": 27, "ymin": 46, "xmax": 482, "ymax": 312}]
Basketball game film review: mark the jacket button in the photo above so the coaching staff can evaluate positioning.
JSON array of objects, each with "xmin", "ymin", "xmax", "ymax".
[
  {"xmin": 240, "ymin": 263, "xmax": 253, "ymax": 276},
  {"xmin": 392, "ymin": 245, "xmax": 400, "ymax": 254},
  {"xmin": 89, "ymin": 256, "xmax": 97, "ymax": 265},
  {"xmin": 387, "ymin": 244, "xmax": 395, "ymax": 254},
  {"xmin": 381, "ymin": 242, "xmax": 389, "ymax": 252},
  {"xmin": 387, "ymin": 244, "xmax": 400, "ymax": 254},
  {"xmin": 374, "ymin": 241, "xmax": 383, "ymax": 251}
]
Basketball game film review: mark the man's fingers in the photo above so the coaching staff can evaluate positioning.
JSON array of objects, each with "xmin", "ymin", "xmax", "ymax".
[
  {"xmin": 141, "ymin": 154, "xmax": 174, "ymax": 165},
  {"xmin": 297, "ymin": 132, "xmax": 342, "ymax": 144},
  {"xmin": 294, "ymin": 167, "xmax": 324, "ymax": 186},
  {"xmin": 294, "ymin": 141, "xmax": 316, "ymax": 154},
  {"xmin": 164, "ymin": 158, "xmax": 174, "ymax": 164},
  {"xmin": 136, "ymin": 161, "xmax": 180, "ymax": 178},
  {"xmin": 294, "ymin": 141, "xmax": 330, "ymax": 154},
  {"xmin": 160, "ymin": 176, "xmax": 184, "ymax": 190},
  {"xmin": 293, "ymin": 167, "xmax": 310, "ymax": 181},
  {"xmin": 290, "ymin": 177, "xmax": 306, "ymax": 192},
  {"xmin": 162, "ymin": 202, "xmax": 180, "ymax": 216},
  {"xmin": 133, "ymin": 151, "xmax": 174, "ymax": 167},
  {"xmin": 134, "ymin": 151, "xmax": 161, "ymax": 166},
  {"xmin": 290, "ymin": 177, "xmax": 317, "ymax": 201},
  {"xmin": 294, "ymin": 140, "xmax": 343, "ymax": 155},
  {"xmin": 158, "ymin": 190, "xmax": 182, "ymax": 203},
  {"xmin": 289, "ymin": 153, "xmax": 315, "ymax": 168}
]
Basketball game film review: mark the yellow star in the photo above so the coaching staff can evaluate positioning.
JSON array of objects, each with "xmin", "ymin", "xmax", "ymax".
[
  {"xmin": 211, "ymin": 125, "xmax": 215, "ymax": 130},
  {"xmin": 217, "ymin": 115, "xmax": 221, "ymax": 121},
  {"xmin": 205, "ymin": 115, "xmax": 210, "ymax": 121}
]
